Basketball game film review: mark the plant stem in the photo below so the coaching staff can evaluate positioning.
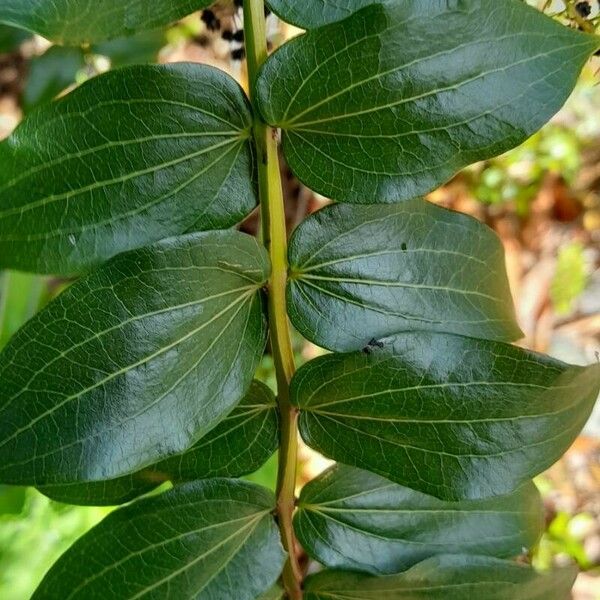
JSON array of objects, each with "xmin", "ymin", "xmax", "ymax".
[{"xmin": 244, "ymin": 1, "xmax": 303, "ymax": 598}]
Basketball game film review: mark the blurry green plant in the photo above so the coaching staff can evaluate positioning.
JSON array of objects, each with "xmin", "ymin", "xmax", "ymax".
[
  {"xmin": 468, "ymin": 126, "xmax": 581, "ymax": 215},
  {"xmin": 535, "ymin": 510, "xmax": 597, "ymax": 571},
  {"xmin": 551, "ymin": 242, "xmax": 589, "ymax": 316},
  {"xmin": 0, "ymin": 489, "xmax": 108, "ymax": 600}
]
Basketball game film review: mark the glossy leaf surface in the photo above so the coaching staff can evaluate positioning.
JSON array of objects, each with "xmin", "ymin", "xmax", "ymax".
[
  {"xmin": 0, "ymin": 0, "xmax": 210, "ymax": 45},
  {"xmin": 0, "ymin": 63, "xmax": 256, "ymax": 274},
  {"xmin": 288, "ymin": 200, "xmax": 521, "ymax": 351},
  {"xmin": 257, "ymin": 2, "xmax": 599, "ymax": 203},
  {"xmin": 267, "ymin": 0, "xmax": 380, "ymax": 28},
  {"xmin": 296, "ymin": 464, "xmax": 543, "ymax": 574},
  {"xmin": 39, "ymin": 381, "xmax": 279, "ymax": 505},
  {"xmin": 33, "ymin": 479, "xmax": 285, "ymax": 600},
  {"xmin": 0, "ymin": 231, "xmax": 269, "ymax": 486},
  {"xmin": 304, "ymin": 555, "xmax": 577, "ymax": 600},
  {"xmin": 292, "ymin": 332, "xmax": 600, "ymax": 500}
]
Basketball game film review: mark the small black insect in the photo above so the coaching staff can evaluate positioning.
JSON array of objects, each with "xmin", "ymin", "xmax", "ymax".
[
  {"xmin": 201, "ymin": 9, "xmax": 221, "ymax": 31},
  {"xmin": 363, "ymin": 338, "xmax": 384, "ymax": 354},
  {"xmin": 575, "ymin": 1, "xmax": 592, "ymax": 17},
  {"xmin": 401, "ymin": 242, "xmax": 407, "ymax": 251}
]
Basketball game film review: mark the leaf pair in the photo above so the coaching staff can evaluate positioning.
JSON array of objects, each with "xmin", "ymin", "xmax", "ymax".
[
  {"xmin": 2, "ymin": 2, "xmax": 598, "ymax": 276},
  {"xmin": 285, "ymin": 201, "xmax": 600, "ymax": 501}
]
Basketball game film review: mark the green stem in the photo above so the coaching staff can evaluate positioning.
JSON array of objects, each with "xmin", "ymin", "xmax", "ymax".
[{"xmin": 244, "ymin": 1, "xmax": 303, "ymax": 598}]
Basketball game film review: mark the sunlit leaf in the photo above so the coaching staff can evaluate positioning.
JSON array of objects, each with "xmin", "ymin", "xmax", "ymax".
[{"xmin": 0, "ymin": 231, "xmax": 269, "ymax": 486}]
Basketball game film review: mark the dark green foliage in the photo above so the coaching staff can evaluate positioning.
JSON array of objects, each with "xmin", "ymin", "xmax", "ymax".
[
  {"xmin": 292, "ymin": 332, "xmax": 600, "ymax": 500},
  {"xmin": 33, "ymin": 480, "xmax": 286, "ymax": 599},
  {"xmin": 0, "ymin": 231, "xmax": 269, "ymax": 485},
  {"xmin": 295, "ymin": 464, "xmax": 544, "ymax": 574},
  {"xmin": 0, "ymin": 64, "xmax": 257, "ymax": 274},
  {"xmin": 257, "ymin": 2, "xmax": 598, "ymax": 202},
  {"xmin": 0, "ymin": 1, "xmax": 598, "ymax": 597}
]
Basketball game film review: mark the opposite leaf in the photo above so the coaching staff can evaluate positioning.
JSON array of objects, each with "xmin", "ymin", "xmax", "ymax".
[
  {"xmin": 0, "ymin": 63, "xmax": 256, "ymax": 274},
  {"xmin": 295, "ymin": 464, "xmax": 543, "ymax": 575},
  {"xmin": 257, "ymin": 1, "xmax": 599, "ymax": 203},
  {"xmin": 33, "ymin": 479, "xmax": 286, "ymax": 600},
  {"xmin": 304, "ymin": 554, "xmax": 577, "ymax": 600},
  {"xmin": 288, "ymin": 200, "xmax": 521, "ymax": 351},
  {"xmin": 39, "ymin": 380, "xmax": 279, "ymax": 505},
  {"xmin": 0, "ymin": 1, "xmax": 211, "ymax": 45},
  {"xmin": 0, "ymin": 231, "xmax": 269, "ymax": 486},
  {"xmin": 292, "ymin": 332, "xmax": 600, "ymax": 500}
]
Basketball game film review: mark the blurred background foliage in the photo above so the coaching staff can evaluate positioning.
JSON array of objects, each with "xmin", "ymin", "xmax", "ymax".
[{"xmin": 0, "ymin": 1, "xmax": 599, "ymax": 598}]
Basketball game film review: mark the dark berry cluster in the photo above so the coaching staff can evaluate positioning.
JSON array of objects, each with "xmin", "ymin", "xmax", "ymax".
[
  {"xmin": 575, "ymin": 1, "xmax": 592, "ymax": 17},
  {"xmin": 200, "ymin": 1, "xmax": 272, "ymax": 62}
]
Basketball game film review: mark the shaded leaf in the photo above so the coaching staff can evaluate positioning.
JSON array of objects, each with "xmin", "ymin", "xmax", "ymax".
[
  {"xmin": 296, "ymin": 464, "xmax": 543, "ymax": 574},
  {"xmin": 39, "ymin": 381, "xmax": 279, "ymax": 505},
  {"xmin": 93, "ymin": 29, "xmax": 167, "ymax": 67},
  {"xmin": 33, "ymin": 479, "xmax": 285, "ymax": 600},
  {"xmin": 288, "ymin": 200, "xmax": 521, "ymax": 351},
  {"xmin": 0, "ymin": 23, "xmax": 29, "ymax": 53},
  {"xmin": 292, "ymin": 332, "xmax": 600, "ymax": 500},
  {"xmin": 0, "ymin": 0, "xmax": 211, "ymax": 45},
  {"xmin": 0, "ymin": 63, "xmax": 256, "ymax": 274},
  {"xmin": 0, "ymin": 231, "xmax": 269, "ymax": 486},
  {"xmin": 257, "ymin": 2, "xmax": 599, "ymax": 203},
  {"xmin": 304, "ymin": 555, "xmax": 577, "ymax": 599},
  {"xmin": 23, "ymin": 46, "xmax": 86, "ymax": 112}
]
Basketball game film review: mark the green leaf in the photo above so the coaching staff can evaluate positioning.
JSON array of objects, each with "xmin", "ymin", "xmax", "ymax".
[
  {"xmin": 257, "ymin": 2, "xmax": 599, "ymax": 203},
  {"xmin": 303, "ymin": 555, "xmax": 577, "ymax": 600},
  {"xmin": 0, "ymin": 23, "xmax": 29, "ymax": 53},
  {"xmin": 93, "ymin": 29, "xmax": 167, "ymax": 67},
  {"xmin": 256, "ymin": 585, "xmax": 285, "ymax": 600},
  {"xmin": 295, "ymin": 464, "xmax": 543, "ymax": 575},
  {"xmin": 0, "ymin": 230, "xmax": 269, "ymax": 486},
  {"xmin": 0, "ymin": 63, "xmax": 257, "ymax": 275},
  {"xmin": 292, "ymin": 332, "xmax": 600, "ymax": 500},
  {"xmin": 23, "ymin": 46, "xmax": 86, "ymax": 112},
  {"xmin": 38, "ymin": 380, "xmax": 279, "ymax": 505},
  {"xmin": 32, "ymin": 479, "xmax": 286, "ymax": 600},
  {"xmin": 267, "ymin": 0, "xmax": 380, "ymax": 29},
  {"xmin": 0, "ymin": 1, "xmax": 211, "ymax": 45},
  {"xmin": 288, "ymin": 200, "xmax": 521, "ymax": 351}
]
